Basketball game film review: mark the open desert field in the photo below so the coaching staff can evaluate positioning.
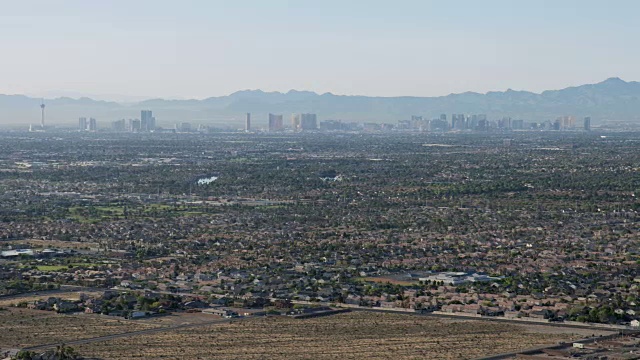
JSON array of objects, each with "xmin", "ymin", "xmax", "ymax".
[
  {"xmin": 360, "ymin": 276, "xmax": 418, "ymax": 286},
  {"xmin": 2, "ymin": 238, "xmax": 100, "ymax": 250},
  {"xmin": 71, "ymin": 312, "xmax": 613, "ymax": 360},
  {"xmin": 0, "ymin": 290, "xmax": 103, "ymax": 307},
  {"xmin": 0, "ymin": 307, "xmax": 159, "ymax": 349}
]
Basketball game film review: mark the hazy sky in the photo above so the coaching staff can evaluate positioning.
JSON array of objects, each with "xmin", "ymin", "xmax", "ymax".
[{"xmin": 1, "ymin": 0, "xmax": 638, "ymax": 99}]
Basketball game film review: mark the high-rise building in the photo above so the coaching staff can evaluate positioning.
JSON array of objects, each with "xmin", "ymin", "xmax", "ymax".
[
  {"xmin": 268, "ymin": 113, "xmax": 284, "ymax": 131},
  {"xmin": 300, "ymin": 113, "xmax": 317, "ymax": 130},
  {"xmin": 141, "ymin": 110, "xmax": 155, "ymax": 131},
  {"xmin": 451, "ymin": 114, "xmax": 466, "ymax": 130},
  {"xmin": 557, "ymin": 116, "xmax": 576, "ymax": 129},
  {"xmin": 319, "ymin": 120, "xmax": 348, "ymax": 131},
  {"xmin": 245, "ymin": 113, "xmax": 251, "ymax": 131},
  {"xmin": 584, "ymin": 117, "xmax": 591, "ymax": 131},
  {"xmin": 430, "ymin": 118, "xmax": 448, "ymax": 132},
  {"xmin": 129, "ymin": 119, "xmax": 141, "ymax": 132},
  {"xmin": 78, "ymin": 117, "xmax": 87, "ymax": 131},
  {"xmin": 88, "ymin": 118, "xmax": 97, "ymax": 131},
  {"xmin": 291, "ymin": 113, "xmax": 301, "ymax": 131},
  {"xmin": 512, "ymin": 119, "xmax": 524, "ymax": 130},
  {"xmin": 498, "ymin": 117, "xmax": 512, "ymax": 129},
  {"xmin": 397, "ymin": 120, "xmax": 411, "ymax": 129},
  {"xmin": 477, "ymin": 118, "xmax": 488, "ymax": 131},
  {"xmin": 176, "ymin": 122, "xmax": 192, "ymax": 132},
  {"xmin": 469, "ymin": 115, "xmax": 478, "ymax": 129},
  {"xmin": 410, "ymin": 116, "xmax": 425, "ymax": 131},
  {"xmin": 112, "ymin": 119, "xmax": 126, "ymax": 131}
]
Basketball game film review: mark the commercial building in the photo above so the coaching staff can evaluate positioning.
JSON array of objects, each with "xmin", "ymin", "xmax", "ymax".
[
  {"xmin": 176, "ymin": 122, "xmax": 192, "ymax": 132},
  {"xmin": 78, "ymin": 117, "xmax": 87, "ymax": 131},
  {"xmin": 511, "ymin": 119, "xmax": 524, "ymax": 130},
  {"xmin": 1, "ymin": 249, "xmax": 34, "ymax": 258},
  {"xmin": 112, "ymin": 119, "xmax": 126, "ymax": 132},
  {"xmin": 291, "ymin": 113, "xmax": 301, "ymax": 131},
  {"xmin": 245, "ymin": 113, "xmax": 251, "ymax": 131},
  {"xmin": 557, "ymin": 115, "xmax": 576, "ymax": 129},
  {"xmin": 451, "ymin": 114, "xmax": 466, "ymax": 130},
  {"xmin": 88, "ymin": 118, "xmax": 97, "ymax": 131},
  {"xmin": 397, "ymin": 120, "xmax": 412, "ymax": 130},
  {"xmin": 141, "ymin": 110, "xmax": 156, "ymax": 131},
  {"xmin": 418, "ymin": 272, "xmax": 498, "ymax": 286},
  {"xmin": 319, "ymin": 120, "xmax": 359, "ymax": 131},
  {"xmin": 128, "ymin": 119, "xmax": 141, "ymax": 132},
  {"xmin": 79, "ymin": 117, "xmax": 97, "ymax": 131},
  {"xmin": 320, "ymin": 120, "xmax": 343, "ymax": 131},
  {"xmin": 584, "ymin": 116, "xmax": 591, "ymax": 131},
  {"xmin": 430, "ymin": 118, "xmax": 448, "ymax": 132},
  {"xmin": 300, "ymin": 113, "xmax": 317, "ymax": 130},
  {"xmin": 498, "ymin": 117, "xmax": 511, "ymax": 129},
  {"xmin": 268, "ymin": 113, "xmax": 284, "ymax": 131}
]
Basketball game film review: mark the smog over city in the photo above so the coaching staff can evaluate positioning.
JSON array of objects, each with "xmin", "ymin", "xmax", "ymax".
[{"xmin": 1, "ymin": 1, "xmax": 639, "ymax": 360}]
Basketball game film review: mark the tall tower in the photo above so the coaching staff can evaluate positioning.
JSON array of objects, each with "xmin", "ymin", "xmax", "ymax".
[
  {"xmin": 268, "ymin": 113, "xmax": 284, "ymax": 131},
  {"xmin": 584, "ymin": 116, "xmax": 591, "ymax": 131},
  {"xmin": 141, "ymin": 110, "xmax": 154, "ymax": 131},
  {"xmin": 79, "ymin": 117, "xmax": 87, "ymax": 131},
  {"xmin": 40, "ymin": 99, "xmax": 46, "ymax": 128},
  {"xmin": 291, "ymin": 113, "xmax": 300, "ymax": 131},
  {"xmin": 89, "ymin": 117, "xmax": 97, "ymax": 131},
  {"xmin": 300, "ymin": 113, "xmax": 317, "ymax": 130},
  {"xmin": 245, "ymin": 113, "xmax": 251, "ymax": 132}
]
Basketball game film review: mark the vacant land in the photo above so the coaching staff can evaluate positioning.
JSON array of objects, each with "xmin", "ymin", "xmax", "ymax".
[
  {"xmin": 73, "ymin": 312, "xmax": 611, "ymax": 360},
  {"xmin": 360, "ymin": 276, "xmax": 418, "ymax": 286},
  {"xmin": 2, "ymin": 239, "xmax": 100, "ymax": 250},
  {"xmin": 0, "ymin": 308, "xmax": 159, "ymax": 349},
  {"xmin": 0, "ymin": 290, "xmax": 102, "ymax": 307}
]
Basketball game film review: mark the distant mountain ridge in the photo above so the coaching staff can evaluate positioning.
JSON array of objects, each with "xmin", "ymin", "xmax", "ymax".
[{"xmin": 2, "ymin": 77, "xmax": 640, "ymax": 127}]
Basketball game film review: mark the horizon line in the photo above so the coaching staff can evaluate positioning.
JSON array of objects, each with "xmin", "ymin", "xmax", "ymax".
[{"xmin": 2, "ymin": 76, "xmax": 633, "ymax": 104}]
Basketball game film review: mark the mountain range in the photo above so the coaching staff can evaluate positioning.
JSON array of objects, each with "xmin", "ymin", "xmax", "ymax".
[{"xmin": 2, "ymin": 77, "xmax": 640, "ymax": 127}]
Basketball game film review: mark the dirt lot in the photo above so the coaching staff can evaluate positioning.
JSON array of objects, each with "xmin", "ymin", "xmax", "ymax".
[
  {"xmin": 360, "ymin": 276, "xmax": 417, "ymax": 286},
  {"xmin": 134, "ymin": 312, "xmax": 225, "ymax": 326},
  {"xmin": 0, "ymin": 290, "xmax": 103, "ymax": 307},
  {"xmin": 0, "ymin": 308, "xmax": 159, "ymax": 349},
  {"xmin": 72, "ymin": 312, "xmax": 613, "ymax": 360},
  {"xmin": 2, "ymin": 238, "xmax": 99, "ymax": 250}
]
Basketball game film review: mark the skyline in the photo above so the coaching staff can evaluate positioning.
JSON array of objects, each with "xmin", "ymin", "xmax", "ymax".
[
  {"xmin": 1, "ymin": 1, "xmax": 639, "ymax": 100},
  {"xmin": 2, "ymin": 1, "xmax": 640, "ymax": 358},
  {"xmin": 3, "ymin": 76, "xmax": 639, "ymax": 127}
]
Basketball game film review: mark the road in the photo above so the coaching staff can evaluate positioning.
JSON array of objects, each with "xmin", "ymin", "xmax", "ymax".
[
  {"xmin": 350, "ymin": 307, "xmax": 629, "ymax": 332},
  {"xmin": 284, "ymin": 299, "xmax": 635, "ymax": 332}
]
